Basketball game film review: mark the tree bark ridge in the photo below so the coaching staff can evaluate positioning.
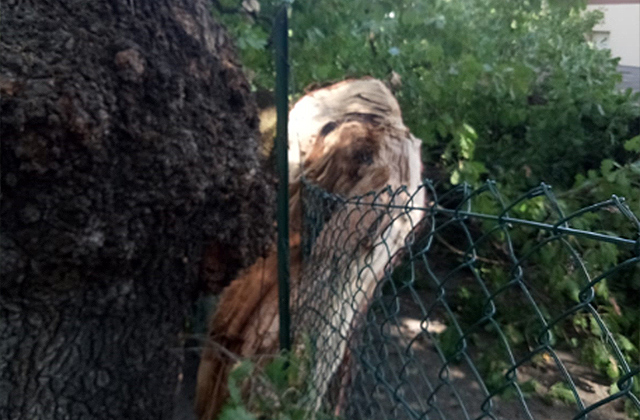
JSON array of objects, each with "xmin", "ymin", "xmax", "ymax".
[{"xmin": 1, "ymin": 1, "xmax": 275, "ymax": 419}]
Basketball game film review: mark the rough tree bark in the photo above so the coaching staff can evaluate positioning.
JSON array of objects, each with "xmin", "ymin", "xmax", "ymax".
[{"xmin": 0, "ymin": 1, "xmax": 274, "ymax": 419}]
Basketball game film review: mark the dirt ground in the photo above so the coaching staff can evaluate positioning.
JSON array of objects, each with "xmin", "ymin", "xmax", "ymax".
[{"xmin": 341, "ymin": 291, "xmax": 634, "ymax": 420}]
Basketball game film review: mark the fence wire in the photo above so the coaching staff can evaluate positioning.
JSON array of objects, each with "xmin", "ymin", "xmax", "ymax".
[{"xmin": 290, "ymin": 179, "xmax": 640, "ymax": 420}]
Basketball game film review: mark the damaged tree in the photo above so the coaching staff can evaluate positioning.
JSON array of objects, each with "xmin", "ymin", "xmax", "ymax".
[
  {"xmin": 195, "ymin": 78, "xmax": 425, "ymax": 419},
  {"xmin": 0, "ymin": 1, "xmax": 274, "ymax": 419}
]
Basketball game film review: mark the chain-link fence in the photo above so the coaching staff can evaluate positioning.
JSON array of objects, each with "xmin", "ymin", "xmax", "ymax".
[{"xmin": 289, "ymin": 179, "xmax": 640, "ymax": 420}]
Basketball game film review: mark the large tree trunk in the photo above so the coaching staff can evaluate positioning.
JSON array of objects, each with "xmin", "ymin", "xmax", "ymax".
[{"xmin": 0, "ymin": 1, "xmax": 274, "ymax": 419}]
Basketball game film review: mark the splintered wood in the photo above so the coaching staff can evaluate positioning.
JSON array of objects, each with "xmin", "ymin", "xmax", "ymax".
[{"xmin": 195, "ymin": 78, "xmax": 426, "ymax": 419}]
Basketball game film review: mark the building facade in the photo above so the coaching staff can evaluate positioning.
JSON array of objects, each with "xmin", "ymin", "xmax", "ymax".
[{"xmin": 587, "ymin": 0, "xmax": 640, "ymax": 67}]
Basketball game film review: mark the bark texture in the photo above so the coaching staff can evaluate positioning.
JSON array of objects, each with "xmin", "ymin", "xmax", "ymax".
[{"xmin": 0, "ymin": 1, "xmax": 274, "ymax": 419}]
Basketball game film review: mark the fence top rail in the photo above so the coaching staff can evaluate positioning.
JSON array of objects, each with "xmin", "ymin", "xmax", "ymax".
[{"xmin": 301, "ymin": 178, "xmax": 640, "ymax": 252}]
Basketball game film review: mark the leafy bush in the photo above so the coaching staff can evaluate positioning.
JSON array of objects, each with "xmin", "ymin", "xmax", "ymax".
[
  {"xmin": 217, "ymin": 347, "xmax": 339, "ymax": 420},
  {"xmin": 211, "ymin": 0, "xmax": 640, "ymax": 413},
  {"xmin": 217, "ymin": 0, "xmax": 639, "ymax": 187}
]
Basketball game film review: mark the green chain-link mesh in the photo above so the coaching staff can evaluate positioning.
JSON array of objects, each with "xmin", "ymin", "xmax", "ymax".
[{"xmin": 290, "ymin": 179, "xmax": 640, "ymax": 420}]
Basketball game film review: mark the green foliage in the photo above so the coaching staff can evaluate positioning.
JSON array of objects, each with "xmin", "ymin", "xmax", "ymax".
[
  {"xmin": 215, "ymin": 0, "xmax": 639, "ymax": 188},
  {"xmin": 212, "ymin": 0, "xmax": 640, "ymax": 414},
  {"xmin": 477, "ymin": 355, "xmax": 512, "ymax": 395},
  {"xmin": 219, "ymin": 348, "xmax": 339, "ymax": 420},
  {"xmin": 582, "ymin": 338, "xmax": 620, "ymax": 379},
  {"xmin": 546, "ymin": 382, "xmax": 576, "ymax": 405},
  {"xmin": 437, "ymin": 323, "xmax": 463, "ymax": 361},
  {"xmin": 219, "ymin": 405, "xmax": 256, "ymax": 420}
]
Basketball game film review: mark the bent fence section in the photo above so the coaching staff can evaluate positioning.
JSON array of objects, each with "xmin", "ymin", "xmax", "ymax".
[{"xmin": 290, "ymin": 179, "xmax": 640, "ymax": 420}]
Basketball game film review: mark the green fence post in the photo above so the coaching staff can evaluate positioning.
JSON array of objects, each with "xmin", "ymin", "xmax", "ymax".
[{"xmin": 275, "ymin": 4, "xmax": 291, "ymax": 353}]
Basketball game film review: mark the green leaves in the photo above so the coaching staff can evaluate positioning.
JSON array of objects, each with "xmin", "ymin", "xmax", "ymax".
[
  {"xmin": 216, "ymin": 343, "xmax": 324, "ymax": 420},
  {"xmin": 229, "ymin": 360, "xmax": 255, "ymax": 402},
  {"xmin": 625, "ymin": 135, "xmax": 640, "ymax": 153},
  {"xmin": 546, "ymin": 382, "xmax": 576, "ymax": 404},
  {"xmin": 212, "ymin": 2, "xmax": 640, "ymax": 416},
  {"xmin": 582, "ymin": 338, "xmax": 621, "ymax": 380},
  {"xmin": 219, "ymin": 406, "xmax": 257, "ymax": 420}
]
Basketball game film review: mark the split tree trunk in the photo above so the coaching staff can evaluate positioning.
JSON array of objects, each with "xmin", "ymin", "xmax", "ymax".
[
  {"xmin": 0, "ymin": 1, "xmax": 274, "ymax": 419},
  {"xmin": 195, "ymin": 78, "xmax": 425, "ymax": 419}
]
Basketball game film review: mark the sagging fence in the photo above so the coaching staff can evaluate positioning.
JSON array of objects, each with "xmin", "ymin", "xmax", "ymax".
[{"xmin": 282, "ymin": 179, "xmax": 640, "ymax": 420}]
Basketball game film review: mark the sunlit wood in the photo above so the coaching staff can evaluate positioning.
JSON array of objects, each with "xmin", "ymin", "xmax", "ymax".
[{"xmin": 195, "ymin": 78, "xmax": 425, "ymax": 419}]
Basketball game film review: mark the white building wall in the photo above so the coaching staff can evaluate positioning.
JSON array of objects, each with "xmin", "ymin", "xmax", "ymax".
[{"xmin": 587, "ymin": 2, "xmax": 640, "ymax": 67}]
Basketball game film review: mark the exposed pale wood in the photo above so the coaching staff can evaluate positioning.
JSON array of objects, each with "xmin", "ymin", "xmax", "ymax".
[
  {"xmin": 288, "ymin": 78, "xmax": 407, "ymax": 182},
  {"xmin": 195, "ymin": 78, "xmax": 425, "ymax": 419}
]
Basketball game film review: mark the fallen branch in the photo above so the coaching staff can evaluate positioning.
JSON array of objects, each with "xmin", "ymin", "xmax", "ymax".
[{"xmin": 196, "ymin": 78, "xmax": 426, "ymax": 419}]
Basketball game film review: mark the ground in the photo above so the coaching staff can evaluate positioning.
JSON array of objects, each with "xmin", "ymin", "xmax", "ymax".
[{"xmin": 345, "ymin": 288, "xmax": 633, "ymax": 420}]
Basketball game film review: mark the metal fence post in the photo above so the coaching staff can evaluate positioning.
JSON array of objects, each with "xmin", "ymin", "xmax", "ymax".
[{"xmin": 274, "ymin": 4, "xmax": 291, "ymax": 353}]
